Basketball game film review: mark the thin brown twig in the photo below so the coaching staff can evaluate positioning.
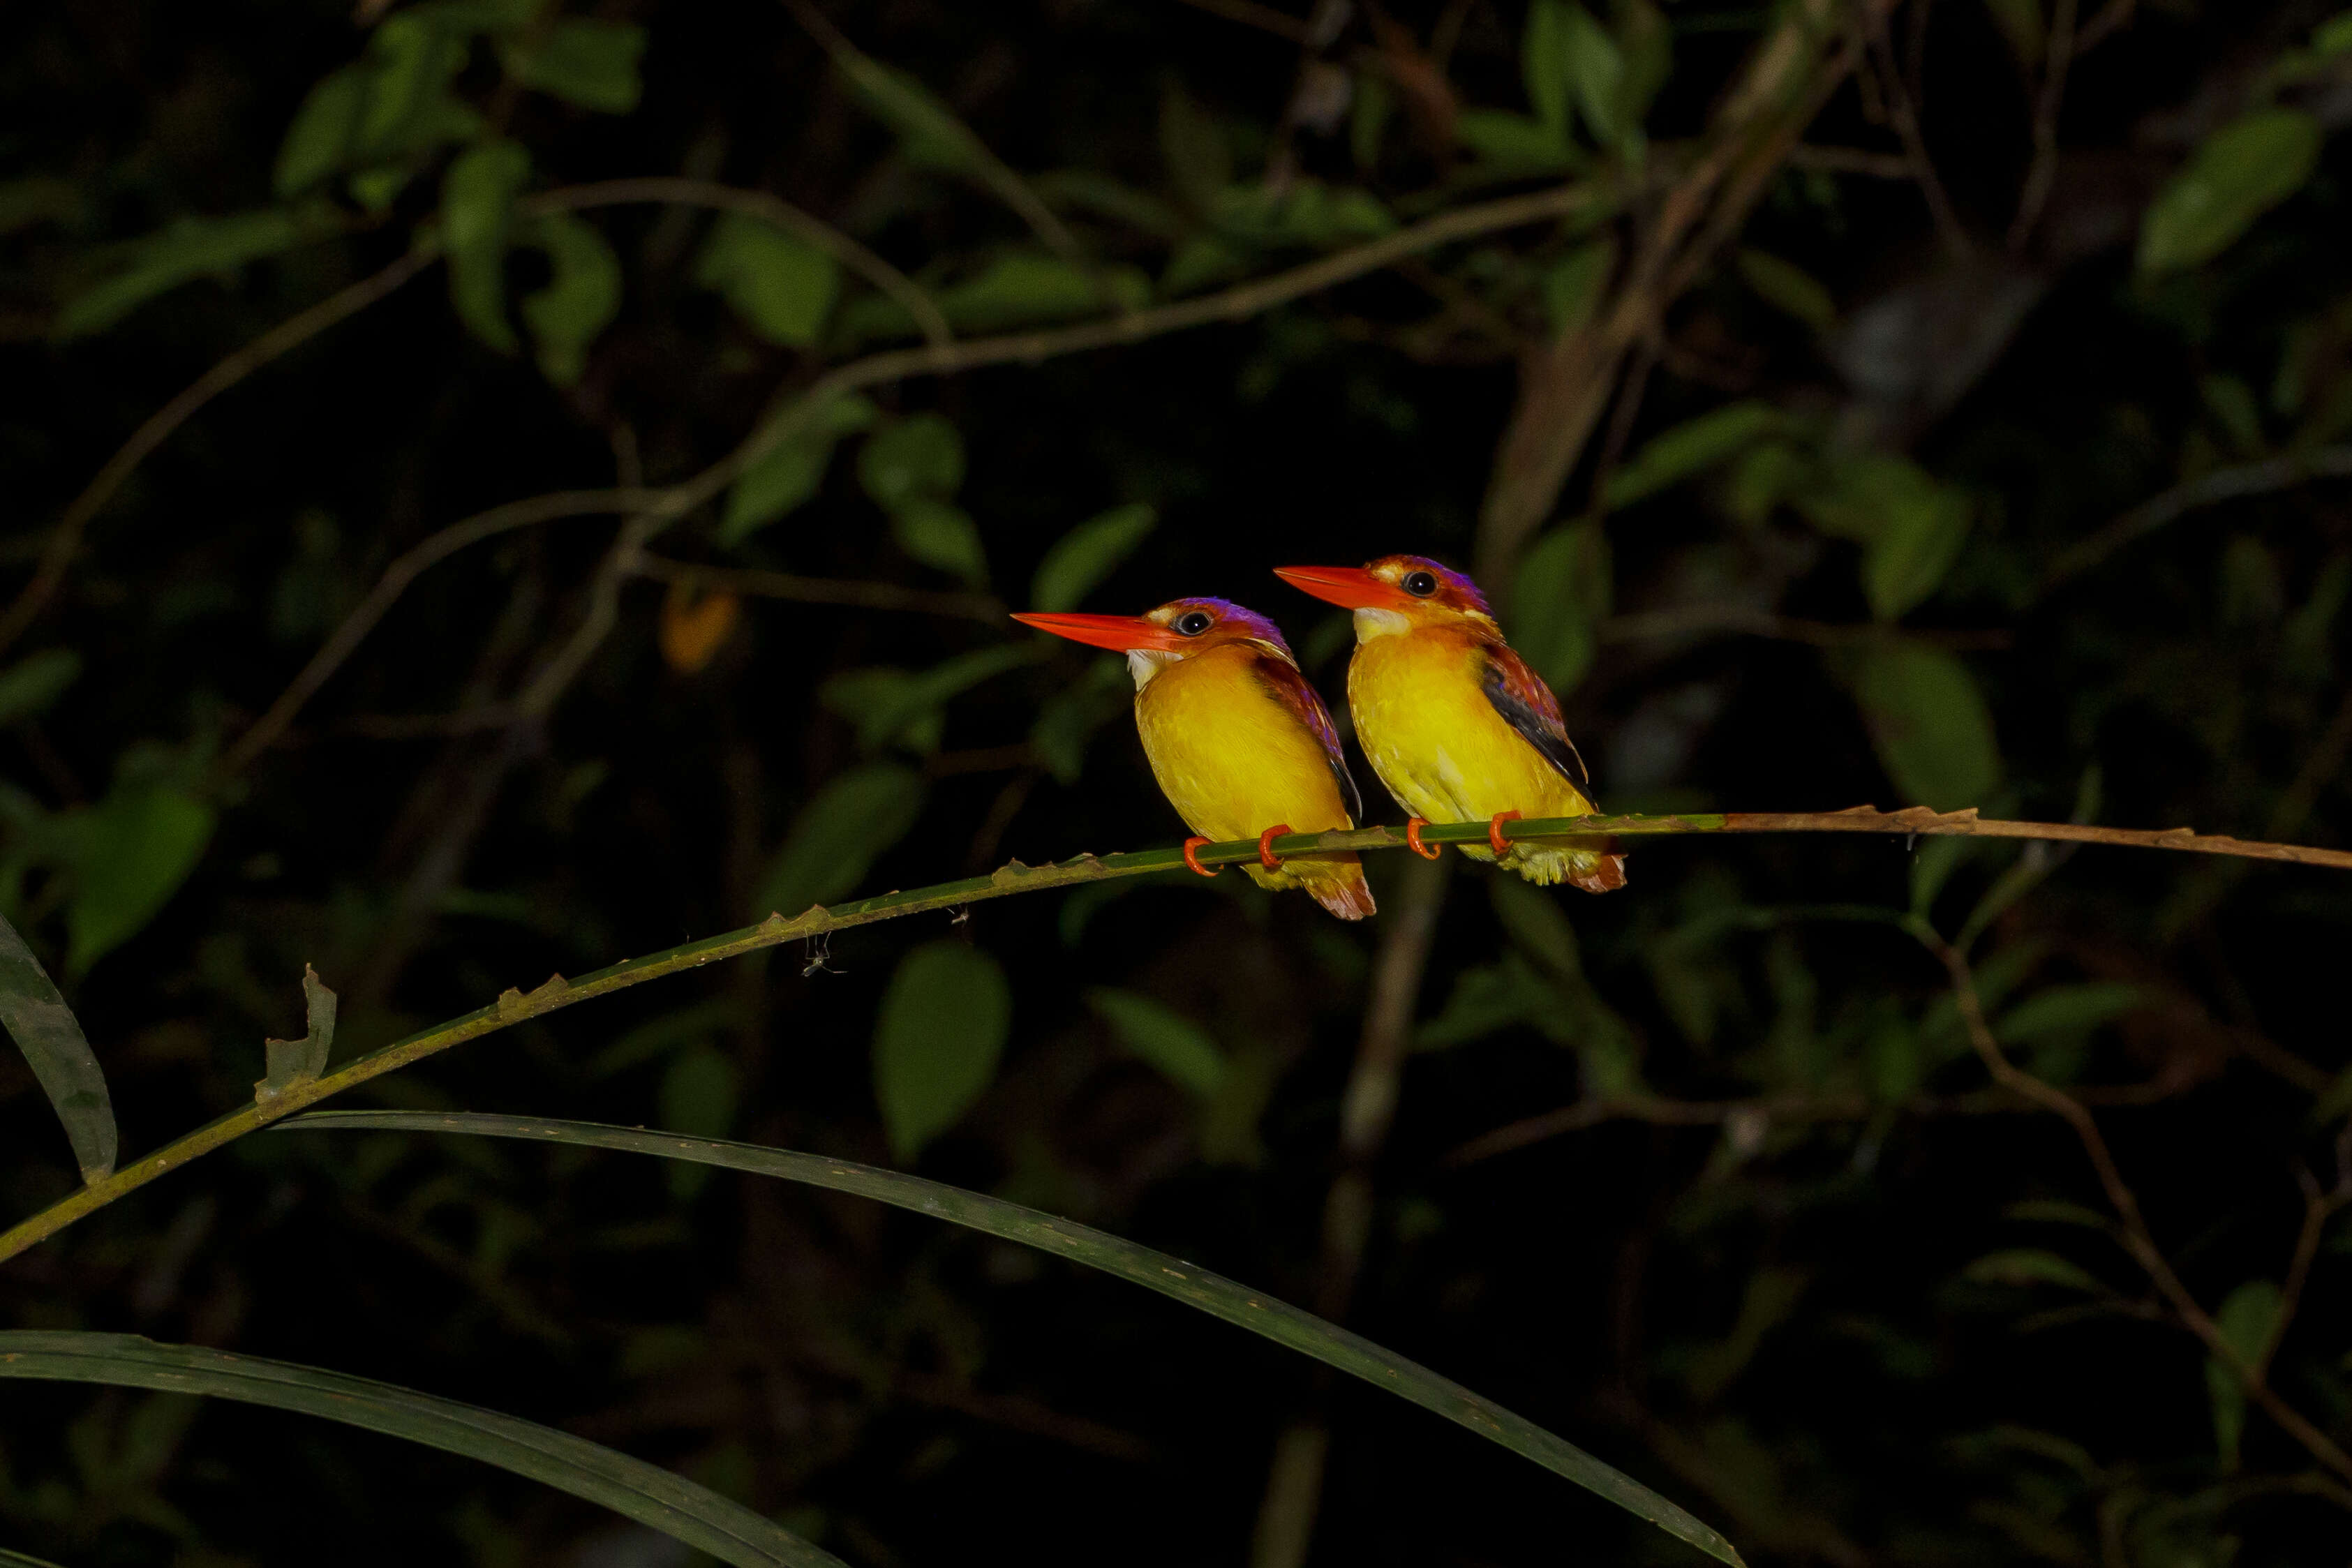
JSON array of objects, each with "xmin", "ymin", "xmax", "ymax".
[
  {"xmin": 2265, "ymin": 1124, "xmax": 2352, "ymax": 1377},
  {"xmin": 0, "ymin": 244, "xmax": 440, "ymax": 661},
  {"xmin": 1785, "ymin": 143, "xmax": 1916, "ymax": 178},
  {"xmin": 212, "ymin": 490, "xmax": 663, "ymax": 781},
  {"xmin": 2007, "ymin": 0, "xmax": 2078, "ymax": 253},
  {"xmin": 2072, "ymin": 0, "xmax": 2137, "ymax": 54},
  {"xmin": 1925, "ymin": 926, "xmax": 2352, "ymax": 1484},
  {"xmin": 630, "ymin": 555, "xmax": 1004, "ymax": 622},
  {"xmin": 1599, "ymin": 603, "xmax": 2010, "ymax": 649},
  {"xmin": 1861, "ymin": 4, "xmax": 1972, "ymax": 258},
  {"xmin": 2042, "ymin": 445, "xmax": 2352, "ymax": 588}
]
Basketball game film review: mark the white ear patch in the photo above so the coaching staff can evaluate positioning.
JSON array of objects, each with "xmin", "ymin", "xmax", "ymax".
[
  {"xmin": 1353, "ymin": 608, "xmax": 1413, "ymax": 641},
  {"xmin": 1126, "ymin": 649, "xmax": 1179, "ymax": 689}
]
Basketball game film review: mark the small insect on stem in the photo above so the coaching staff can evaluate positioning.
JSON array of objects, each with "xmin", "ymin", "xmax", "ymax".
[
  {"xmin": 948, "ymin": 904, "xmax": 970, "ymax": 928},
  {"xmin": 801, "ymin": 931, "xmax": 842, "ymax": 978}
]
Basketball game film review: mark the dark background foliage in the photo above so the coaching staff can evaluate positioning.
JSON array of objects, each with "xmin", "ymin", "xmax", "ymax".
[{"xmin": 3, "ymin": 0, "xmax": 2351, "ymax": 1564}]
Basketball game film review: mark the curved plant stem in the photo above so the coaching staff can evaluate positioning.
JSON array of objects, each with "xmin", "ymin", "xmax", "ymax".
[
  {"xmin": 1919, "ymin": 923, "xmax": 2352, "ymax": 1485},
  {"xmin": 0, "ymin": 244, "xmax": 442, "ymax": 660},
  {"xmin": 1, "ymin": 803, "xmax": 2347, "ymax": 1269}
]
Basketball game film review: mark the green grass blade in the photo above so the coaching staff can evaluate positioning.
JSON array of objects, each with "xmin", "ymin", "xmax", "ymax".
[
  {"xmin": 284, "ymin": 1111, "xmax": 1745, "ymax": 1567},
  {"xmin": 0, "ymin": 911, "xmax": 114, "ymax": 1183},
  {"xmin": 0, "ymin": 1331, "xmax": 843, "ymax": 1568},
  {"xmin": 0, "ymin": 1546, "xmax": 70, "ymax": 1567}
]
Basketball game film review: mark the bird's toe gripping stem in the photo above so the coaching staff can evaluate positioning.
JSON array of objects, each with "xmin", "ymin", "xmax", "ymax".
[
  {"xmin": 1181, "ymin": 837, "xmax": 1219, "ymax": 877},
  {"xmin": 1404, "ymin": 817, "xmax": 1441, "ymax": 860},
  {"xmin": 1257, "ymin": 825, "xmax": 1295, "ymax": 869},
  {"xmin": 1488, "ymin": 809, "xmax": 1524, "ymax": 856}
]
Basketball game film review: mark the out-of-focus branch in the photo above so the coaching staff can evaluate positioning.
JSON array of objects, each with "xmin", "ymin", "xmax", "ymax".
[
  {"xmin": 630, "ymin": 555, "xmax": 1004, "ymax": 622},
  {"xmin": 2265, "ymin": 1125, "xmax": 2352, "ymax": 1377},
  {"xmin": 2009, "ymin": 0, "xmax": 2079, "ymax": 251},
  {"xmin": 214, "ymin": 489, "xmax": 662, "ymax": 780},
  {"xmin": 0, "ymin": 244, "xmax": 441, "ymax": 661},
  {"xmin": 2041, "ymin": 446, "xmax": 2352, "ymax": 589},
  {"xmin": 1923, "ymin": 925, "xmax": 2352, "ymax": 1484}
]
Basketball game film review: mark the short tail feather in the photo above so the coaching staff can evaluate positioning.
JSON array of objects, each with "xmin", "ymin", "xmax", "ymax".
[
  {"xmin": 1461, "ymin": 839, "xmax": 1628, "ymax": 893},
  {"xmin": 1245, "ymin": 853, "xmax": 1376, "ymax": 920}
]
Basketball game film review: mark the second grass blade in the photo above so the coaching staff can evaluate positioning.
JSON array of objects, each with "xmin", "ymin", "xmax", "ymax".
[
  {"xmin": 283, "ymin": 1110, "xmax": 1744, "ymax": 1567},
  {"xmin": 0, "ymin": 1331, "xmax": 843, "ymax": 1568},
  {"xmin": 0, "ymin": 911, "xmax": 114, "ymax": 1184}
]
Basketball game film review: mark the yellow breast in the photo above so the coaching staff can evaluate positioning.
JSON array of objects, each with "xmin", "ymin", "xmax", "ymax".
[
  {"xmin": 1133, "ymin": 646, "xmax": 1352, "ymax": 842},
  {"xmin": 1347, "ymin": 629, "xmax": 1594, "ymax": 824}
]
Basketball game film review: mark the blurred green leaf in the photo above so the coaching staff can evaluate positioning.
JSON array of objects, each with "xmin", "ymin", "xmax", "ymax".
[
  {"xmin": 719, "ymin": 394, "xmax": 878, "ymax": 545},
  {"xmin": 359, "ymin": 10, "xmax": 471, "ymax": 153},
  {"xmin": 1908, "ymin": 833, "xmax": 1975, "ymax": 917},
  {"xmin": 752, "ymin": 763, "xmax": 925, "ymax": 917},
  {"xmin": 256, "ymin": 964, "xmax": 337, "ymax": 1104},
  {"xmin": 284, "ymin": 1111, "xmax": 1748, "ymax": 1568},
  {"xmin": 1963, "ymin": 1249, "xmax": 2103, "ymax": 1292},
  {"xmin": 505, "ymin": 20, "xmax": 645, "ymax": 113},
  {"xmin": 1542, "ymin": 238, "xmax": 1616, "ymax": 337},
  {"xmin": 0, "ymin": 650, "xmax": 81, "ymax": 729},
  {"xmin": 0, "ymin": 177, "xmax": 80, "ymax": 236},
  {"xmin": 274, "ymin": 66, "xmax": 371, "ymax": 197},
  {"xmin": 1523, "ymin": 0, "xmax": 1575, "ymax": 137},
  {"xmin": 820, "ymin": 645, "xmax": 1035, "ymax": 754},
  {"xmin": 1086, "ymin": 987, "xmax": 1226, "ymax": 1098},
  {"xmin": 1512, "ymin": 520, "xmax": 1610, "ymax": 696},
  {"xmin": 2318, "ymin": 12, "xmax": 2352, "ymax": 54},
  {"xmin": 694, "ymin": 214, "xmax": 840, "ymax": 348},
  {"xmin": 2316, "ymin": 1062, "xmax": 2352, "ymax": 1125},
  {"xmin": 57, "ymin": 211, "xmax": 310, "ymax": 339},
  {"xmin": 1735, "ymin": 248, "xmax": 1836, "ymax": 331},
  {"xmin": 66, "ymin": 782, "xmax": 214, "ymax": 978},
  {"xmin": 1029, "ymin": 659, "xmax": 1132, "ymax": 784},
  {"xmin": 2205, "ymin": 1279, "xmax": 2281, "ymax": 1468},
  {"xmin": 1491, "ymin": 876, "xmax": 1586, "ymax": 985},
  {"xmin": 916, "ymin": 253, "xmax": 1146, "ymax": 333},
  {"xmin": 1159, "ymin": 83, "xmax": 1233, "ymax": 211},
  {"xmin": 1862, "ymin": 484, "xmax": 1970, "ymax": 621},
  {"xmin": 1851, "ymin": 641, "xmax": 2000, "ymax": 812},
  {"xmin": 2138, "ymin": 110, "xmax": 2322, "ymax": 275},
  {"xmin": 520, "ymin": 212, "xmax": 621, "ymax": 386},
  {"xmin": 440, "ymin": 140, "xmax": 532, "ymax": 352},
  {"xmin": 840, "ymin": 57, "xmax": 979, "ymax": 172},
  {"xmin": 874, "ymin": 942, "xmax": 1011, "ymax": 1160},
  {"xmin": 0, "ymin": 908, "xmax": 112, "ymax": 1184},
  {"xmin": 1605, "ymin": 401, "xmax": 1780, "ymax": 509},
  {"xmin": 0, "ymin": 1331, "xmax": 840, "ymax": 1568},
  {"xmin": 1454, "ymin": 110, "xmax": 1576, "ymax": 171},
  {"xmin": 1030, "ymin": 502, "xmax": 1156, "ymax": 612},
  {"xmin": 859, "ymin": 414, "xmax": 965, "ymax": 510},
  {"xmin": 1614, "ymin": 0, "xmax": 1670, "ymax": 138},
  {"xmin": 1418, "ymin": 955, "xmax": 1558, "ymax": 1050},
  {"xmin": 1995, "ymin": 983, "xmax": 2145, "ymax": 1046},
  {"xmin": 1561, "ymin": 3, "xmax": 1625, "ymax": 146},
  {"xmin": 891, "ymin": 498, "xmax": 988, "ymax": 585},
  {"xmin": 1210, "ymin": 183, "xmax": 1395, "ymax": 249}
]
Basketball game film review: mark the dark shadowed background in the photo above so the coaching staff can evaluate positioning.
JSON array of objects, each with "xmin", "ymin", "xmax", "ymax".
[{"xmin": 3, "ymin": 1, "xmax": 2351, "ymax": 1563}]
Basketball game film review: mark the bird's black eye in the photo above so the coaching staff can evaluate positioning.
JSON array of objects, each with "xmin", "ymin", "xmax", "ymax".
[
  {"xmin": 1402, "ymin": 570, "xmax": 1438, "ymax": 597},
  {"xmin": 1174, "ymin": 610, "xmax": 1214, "ymax": 636}
]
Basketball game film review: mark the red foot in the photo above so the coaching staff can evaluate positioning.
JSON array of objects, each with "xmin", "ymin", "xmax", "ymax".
[
  {"xmin": 1258, "ymin": 824, "xmax": 1294, "ymax": 870},
  {"xmin": 1182, "ymin": 837, "xmax": 1219, "ymax": 877},
  {"xmin": 1404, "ymin": 817, "xmax": 1441, "ymax": 860},
  {"xmin": 1488, "ymin": 809, "xmax": 1524, "ymax": 856}
]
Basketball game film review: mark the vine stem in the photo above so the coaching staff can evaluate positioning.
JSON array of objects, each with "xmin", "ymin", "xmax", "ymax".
[
  {"xmin": 2, "ymin": 802, "xmax": 2349, "ymax": 1268},
  {"xmin": 1919, "ymin": 923, "xmax": 2352, "ymax": 1485}
]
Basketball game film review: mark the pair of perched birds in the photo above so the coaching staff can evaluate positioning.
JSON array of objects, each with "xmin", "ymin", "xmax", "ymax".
[{"xmin": 1013, "ymin": 553, "xmax": 1625, "ymax": 921}]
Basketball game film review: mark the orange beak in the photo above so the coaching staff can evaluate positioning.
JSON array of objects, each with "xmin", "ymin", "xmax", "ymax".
[
  {"xmin": 1011, "ymin": 611, "xmax": 1189, "ymax": 652},
  {"xmin": 1273, "ymin": 565, "xmax": 1411, "ymax": 611}
]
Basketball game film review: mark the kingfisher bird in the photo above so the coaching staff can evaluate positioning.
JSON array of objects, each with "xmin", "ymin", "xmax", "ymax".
[
  {"xmin": 1273, "ymin": 555, "xmax": 1626, "ymax": 893},
  {"xmin": 1011, "ymin": 598, "xmax": 1377, "ymax": 920}
]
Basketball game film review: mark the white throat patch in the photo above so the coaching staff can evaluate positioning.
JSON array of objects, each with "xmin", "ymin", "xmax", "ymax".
[
  {"xmin": 1353, "ymin": 608, "xmax": 1413, "ymax": 641},
  {"xmin": 1126, "ymin": 648, "xmax": 1179, "ymax": 689}
]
